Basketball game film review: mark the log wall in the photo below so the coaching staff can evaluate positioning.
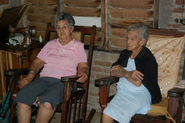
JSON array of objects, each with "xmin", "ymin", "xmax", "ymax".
[
  {"xmin": 25, "ymin": 0, "xmax": 158, "ymax": 51},
  {"xmin": 26, "ymin": 0, "xmax": 57, "ymax": 40},
  {"xmin": 106, "ymin": 0, "xmax": 157, "ymax": 50}
]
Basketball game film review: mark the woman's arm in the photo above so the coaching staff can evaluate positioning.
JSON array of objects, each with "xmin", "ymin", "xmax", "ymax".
[
  {"xmin": 76, "ymin": 62, "xmax": 89, "ymax": 83},
  {"xmin": 18, "ymin": 57, "xmax": 45, "ymax": 89},
  {"xmin": 110, "ymin": 65, "xmax": 144, "ymax": 86},
  {"xmin": 110, "ymin": 65, "xmax": 127, "ymax": 77}
]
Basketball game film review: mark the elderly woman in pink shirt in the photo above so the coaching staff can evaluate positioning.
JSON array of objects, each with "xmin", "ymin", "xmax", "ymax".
[{"xmin": 14, "ymin": 12, "xmax": 89, "ymax": 123}]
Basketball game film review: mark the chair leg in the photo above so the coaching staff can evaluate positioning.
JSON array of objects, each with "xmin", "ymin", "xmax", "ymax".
[
  {"xmin": 166, "ymin": 97, "xmax": 182, "ymax": 123},
  {"xmin": 61, "ymin": 82, "xmax": 73, "ymax": 123},
  {"xmin": 99, "ymin": 85, "xmax": 110, "ymax": 123},
  {"xmin": 176, "ymin": 97, "xmax": 183, "ymax": 123},
  {"xmin": 9, "ymin": 104, "xmax": 17, "ymax": 123}
]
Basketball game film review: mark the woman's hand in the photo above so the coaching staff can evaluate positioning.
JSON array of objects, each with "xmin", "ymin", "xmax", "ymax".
[
  {"xmin": 125, "ymin": 70, "xmax": 144, "ymax": 86},
  {"xmin": 18, "ymin": 57, "xmax": 44, "ymax": 89},
  {"xmin": 127, "ymin": 70, "xmax": 144, "ymax": 82},
  {"xmin": 77, "ymin": 62, "xmax": 89, "ymax": 83},
  {"xmin": 18, "ymin": 73, "xmax": 34, "ymax": 89},
  {"xmin": 126, "ymin": 77, "xmax": 142, "ymax": 86},
  {"xmin": 77, "ymin": 72, "xmax": 88, "ymax": 83}
]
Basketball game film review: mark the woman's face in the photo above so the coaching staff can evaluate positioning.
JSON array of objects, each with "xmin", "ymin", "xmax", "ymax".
[
  {"xmin": 56, "ymin": 20, "xmax": 74, "ymax": 41},
  {"xmin": 126, "ymin": 30, "xmax": 143, "ymax": 52}
]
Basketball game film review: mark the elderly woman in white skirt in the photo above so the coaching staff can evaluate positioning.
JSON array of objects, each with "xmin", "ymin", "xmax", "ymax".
[{"xmin": 103, "ymin": 24, "xmax": 162, "ymax": 123}]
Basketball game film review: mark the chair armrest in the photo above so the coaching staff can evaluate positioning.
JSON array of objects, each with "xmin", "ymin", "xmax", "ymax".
[
  {"xmin": 4, "ymin": 68, "xmax": 29, "ymax": 76},
  {"xmin": 167, "ymin": 87, "xmax": 185, "ymax": 97},
  {"xmin": 95, "ymin": 76, "xmax": 119, "ymax": 86},
  {"xmin": 61, "ymin": 75, "xmax": 80, "ymax": 83}
]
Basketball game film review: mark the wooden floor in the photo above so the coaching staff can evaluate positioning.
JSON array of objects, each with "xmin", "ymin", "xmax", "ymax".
[{"xmin": 49, "ymin": 110, "xmax": 101, "ymax": 123}]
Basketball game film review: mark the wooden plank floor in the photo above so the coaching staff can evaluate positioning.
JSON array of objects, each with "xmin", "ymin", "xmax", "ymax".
[{"xmin": 50, "ymin": 110, "xmax": 101, "ymax": 123}]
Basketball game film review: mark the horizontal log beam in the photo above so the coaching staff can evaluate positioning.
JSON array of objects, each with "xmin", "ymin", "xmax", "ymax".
[
  {"xmin": 109, "ymin": 0, "xmax": 153, "ymax": 9},
  {"xmin": 27, "ymin": 14, "xmax": 54, "ymax": 23},
  {"xmin": 28, "ymin": 5, "xmax": 57, "ymax": 15},
  {"xmin": 109, "ymin": 28, "xmax": 127, "ymax": 38},
  {"xmin": 63, "ymin": 0, "xmax": 100, "ymax": 7},
  {"xmin": 109, "ymin": 17, "xmax": 153, "ymax": 28},
  {"xmin": 63, "ymin": 6, "xmax": 100, "ymax": 17},
  {"xmin": 109, "ymin": 8, "xmax": 153, "ymax": 19},
  {"xmin": 26, "ymin": 0, "xmax": 57, "ymax": 5},
  {"xmin": 108, "ymin": 37, "xmax": 127, "ymax": 49}
]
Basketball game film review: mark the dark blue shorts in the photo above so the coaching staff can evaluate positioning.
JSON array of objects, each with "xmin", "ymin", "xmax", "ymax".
[{"xmin": 14, "ymin": 77, "xmax": 77, "ymax": 109}]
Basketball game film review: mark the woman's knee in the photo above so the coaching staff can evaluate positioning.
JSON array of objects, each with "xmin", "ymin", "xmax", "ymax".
[
  {"xmin": 17, "ymin": 102, "xmax": 31, "ymax": 110},
  {"xmin": 103, "ymin": 113, "xmax": 114, "ymax": 123},
  {"xmin": 40, "ymin": 102, "xmax": 52, "ymax": 109}
]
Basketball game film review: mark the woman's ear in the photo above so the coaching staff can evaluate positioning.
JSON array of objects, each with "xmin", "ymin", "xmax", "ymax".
[
  {"xmin": 140, "ymin": 38, "xmax": 146, "ymax": 46},
  {"xmin": 71, "ymin": 26, "xmax": 74, "ymax": 33}
]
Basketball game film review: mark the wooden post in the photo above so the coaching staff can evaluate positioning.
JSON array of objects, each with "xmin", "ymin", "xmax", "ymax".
[
  {"xmin": 154, "ymin": 0, "xmax": 159, "ymax": 28},
  {"xmin": 101, "ymin": 0, "xmax": 106, "ymax": 49},
  {"xmin": 57, "ymin": 0, "xmax": 63, "ymax": 13}
]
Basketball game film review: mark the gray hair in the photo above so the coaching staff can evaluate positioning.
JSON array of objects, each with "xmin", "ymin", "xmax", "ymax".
[
  {"xmin": 127, "ymin": 24, "xmax": 149, "ymax": 42},
  {"xmin": 53, "ymin": 12, "xmax": 75, "ymax": 30}
]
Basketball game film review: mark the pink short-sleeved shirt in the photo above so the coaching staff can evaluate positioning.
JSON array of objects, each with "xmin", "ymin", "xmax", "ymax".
[{"xmin": 37, "ymin": 39, "xmax": 87, "ymax": 79}]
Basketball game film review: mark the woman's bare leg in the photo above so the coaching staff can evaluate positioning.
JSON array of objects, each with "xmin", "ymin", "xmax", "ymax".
[
  {"xmin": 17, "ymin": 102, "xmax": 32, "ymax": 123},
  {"xmin": 35, "ymin": 102, "xmax": 55, "ymax": 123},
  {"xmin": 103, "ymin": 113, "xmax": 114, "ymax": 123}
]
